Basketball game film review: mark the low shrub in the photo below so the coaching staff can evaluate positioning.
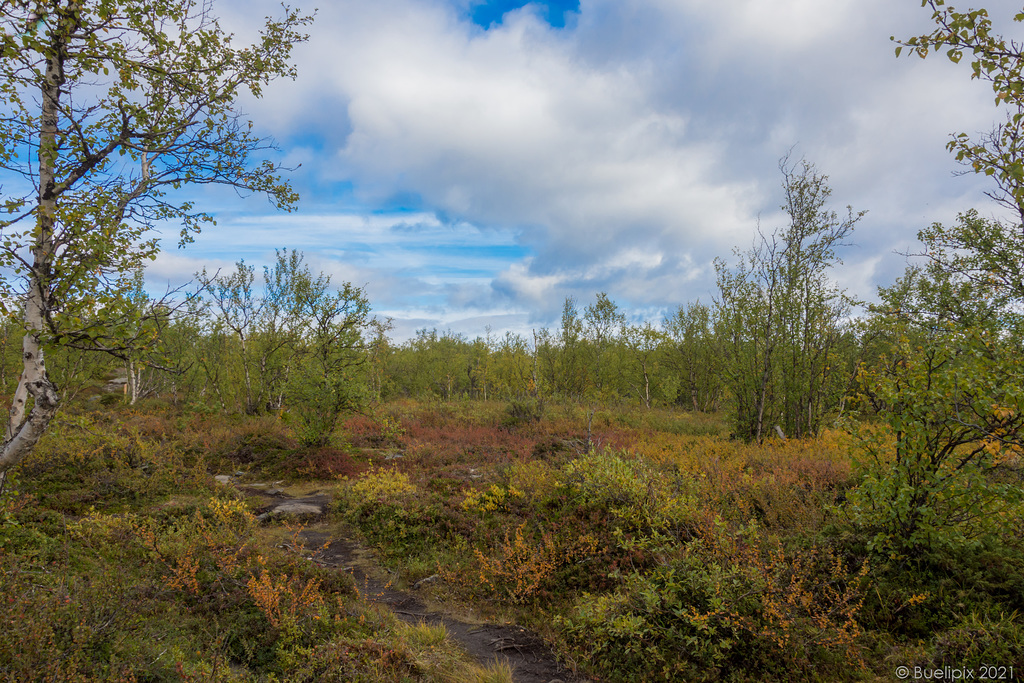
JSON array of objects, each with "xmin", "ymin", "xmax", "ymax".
[
  {"xmin": 336, "ymin": 468, "xmax": 458, "ymax": 563},
  {"xmin": 502, "ymin": 397, "xmax": 544, "ymax": 428},
  {"xmin": 473, "ymin": 522, "xmax": 560, "ymax": 604},
  {"xmin": 558, "ymin": 522, "xmax": 870, "ymax": 682},
  {"xmin": 561, "ymin": 448, "xmax": 701, "ymax": 535}
]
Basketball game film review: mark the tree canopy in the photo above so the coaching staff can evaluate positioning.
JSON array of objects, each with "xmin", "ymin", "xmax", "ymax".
[
  {"xmin": 0, "ymin": 0, "xmax": 311, "ymax": 475},
  {"xmin": 896, "ymin": 0, "xmax": 1024, "ymax": 221}
]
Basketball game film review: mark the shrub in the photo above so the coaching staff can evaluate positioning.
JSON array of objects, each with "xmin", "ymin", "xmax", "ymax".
[
  {"xmin": 473, "ymin": 522, "xmax": 560, "ymax": 604},
  {"xmin": 502, "ymin": 459, "xmax": 560, "ymax": 505},
  {"xmin": 562, "ymin": 449, "xmax": 700, "ymax": 534},
  {"xmin": 502, "ymin": 397, "xmax": 544, "ymax": 428},
  {"xmin": 847, "ymin": 326, "xmax": 1024, "ymax": 559},
  {"xmin": 336, "ymin": 468, "xmax": 448, "ymax": 562},
  {"xmin": 289, "ymin": 446, "xmax": 365, "ymax": 479},
  {"xmin": 558, "ymin": 521, "xmax": 870, "ymax": 681},
  {"xmin": 18, "ymin": 415, "xmax": 213, "ymax": 514},
  {"xmin": 461, "ymin": 483, "xmax": 524, "ymax": 514},
  {"xmin": 347, "ymin": 467, "xmax": 416, "ymax": 504}
]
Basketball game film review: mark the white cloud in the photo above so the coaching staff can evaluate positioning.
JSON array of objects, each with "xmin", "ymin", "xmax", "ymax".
[
  {"xmin": 206, "ymin": 0, "xmax": 1024, "ymax": 336},
  {"xmin": 667, "ymin": 0, "xmax": 864, "ymax": 54},
  {"xmin": 255, "ymin": 1, "xmax": 763, "ymax": 237}
]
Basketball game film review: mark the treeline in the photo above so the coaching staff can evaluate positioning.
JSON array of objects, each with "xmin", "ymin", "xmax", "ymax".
[
  {"xmin": 382, "ymin": 163, "xmax": 863, "ymax": 442},
  {"xmin": 0, "ymin": 250, "xmax": 379, "ymax": 448},
  {"xmin": 4, "ymin": 160, "xmax": 1022, "ymax": 458},
  {"xmin": 0, "ymin": 160, "xmax": 859, "ymax": 445}
]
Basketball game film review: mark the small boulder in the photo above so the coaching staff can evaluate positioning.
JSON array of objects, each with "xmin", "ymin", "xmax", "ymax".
[{"xmin": 256, "ymin": 501, "xmax": 324, "ymax": 522}]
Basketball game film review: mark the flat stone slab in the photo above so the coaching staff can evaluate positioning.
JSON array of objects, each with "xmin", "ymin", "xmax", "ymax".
[{"xmin": 255, "ymin": 496, "xmax": 329, "ymax": 522}]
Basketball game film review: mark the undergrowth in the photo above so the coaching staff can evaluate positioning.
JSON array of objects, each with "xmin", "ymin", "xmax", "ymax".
[
  {"xmin": 0, "ymin": 400, "xmax": 520, "ymax": 682},
  {"xmin": 3, "ymin": 398, "xmax": 1023, "ymax": 681},
  {"xmin": 332, "ymin": 400, "xmax": 1024, "ymax": 681}
]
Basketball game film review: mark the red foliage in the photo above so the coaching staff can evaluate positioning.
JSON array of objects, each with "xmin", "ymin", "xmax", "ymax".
[
  {"xmin": 403, "ymin": 421, "xmax": 535, "ymax": 468},
  {"xmin": 293, "ymin": 447, "xmax": 368, "ymax": 479},
  {"xmin": 343, "ymin": 414, "xmax": 384, "ymax": 448}
]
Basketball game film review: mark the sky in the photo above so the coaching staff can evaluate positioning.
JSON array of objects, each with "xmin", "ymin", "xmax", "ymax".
[{"xmin": 145, "ymin": 0, "xmax": 1023, "ymax": 341}]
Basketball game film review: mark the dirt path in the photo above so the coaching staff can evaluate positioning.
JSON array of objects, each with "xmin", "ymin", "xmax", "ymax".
[{"xmin": 241, "ymin": 483, "xmax": 588, "ymax": 683}]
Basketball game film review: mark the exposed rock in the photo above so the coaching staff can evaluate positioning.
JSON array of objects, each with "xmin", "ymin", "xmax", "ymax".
[
  {"xmin": 256, "ymin": 500, "xmax": 325, "ymax": 522},
  {"xmin": 413, "ymin": 573, "xmax": 440, "ymax": 590},
  {"xmin": 214, "ymin": 475, "xmax": 233, "ymax": 485},
  {"xmin": 245, "ymin": 481, "xmax": 286, "ymax": 491}
]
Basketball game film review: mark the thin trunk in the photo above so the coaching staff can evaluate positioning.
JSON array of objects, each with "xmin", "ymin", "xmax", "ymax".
[
  {"xmin": 1, "ymin": 37, "xmax": 65, "ymax": 476},
  {"xmin": 128, "ymin": 358, "xmax": 140, "ymax": 405},
  {"xmin": 643, "ymin": 367, "xmax": 651, "ymax": 409},
  {"xmin": 530, "ymin": 331, "xmax": 540, "ymax": 399},
  {"xmin": 239, "ymin": 334, "xmax": 255, "ymax": 413}
]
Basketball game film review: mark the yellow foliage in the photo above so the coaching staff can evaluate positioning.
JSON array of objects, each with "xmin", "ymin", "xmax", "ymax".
[
  {"xmin": 101, "ymin": 497, "xmax": 260, "ymax": 595},
  {"xmin": 348, "ymin": 467, "xmax": 416, "ymax": 504},
  {"xmin": 503, "ymin": 459, "xmax": 560, "ymax": 502},
  {"xmin": 460, "ymin": 483, "xmax": 524, "ymax": 514},
  {"xmin": 207, "ymin": 497, "xmax": 256, "ymax": 532},
  {"xmin": 563, "ymin": 449, "xmax": 702, "ymax": 532},
  {"xmin": 246, "ymin": 561, "xmax": 325, "ymax": 631},
  {"xmin": 627, "ymin": 430, "xmax": 855, "ymax": 532}
]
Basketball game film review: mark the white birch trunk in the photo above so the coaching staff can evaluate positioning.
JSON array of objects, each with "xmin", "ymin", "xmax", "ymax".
[{"xmin": 0, "ymin": 42, "xmax": 64, "ymax": 478}]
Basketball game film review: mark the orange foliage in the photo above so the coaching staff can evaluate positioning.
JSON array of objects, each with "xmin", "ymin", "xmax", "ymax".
[
  {"xmin": 246, "ymin": 561, "xmax": 325, "ymax": 630},
  {"xmin": 472, "ymin": 522, "xmax": 560, "ymax": 604}
]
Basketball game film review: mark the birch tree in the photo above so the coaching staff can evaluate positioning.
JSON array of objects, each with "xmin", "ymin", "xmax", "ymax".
[
  {"xmin": 664, "ymin": 301, "xmax": 723, "ymax": 412},
  {"xmin": 897, "ymin": 1, "xmax": 1024, "ymax": 223},
  {"xmin": 0, "ymin": 0, "xmax": 310, "ymax": 478},
  {"xmin": 716, "ymin": 159, "xmax": 861, "ymax": 441}
]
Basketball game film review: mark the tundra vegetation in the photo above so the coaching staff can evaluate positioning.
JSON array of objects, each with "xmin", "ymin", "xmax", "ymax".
[
  {"xmin": 2, "ymin": 0, "xmax": 1024, "ymax": 681},
  {"xmin": 0, "ymin": 164, "xmax": 1021, "ymax": 680}
]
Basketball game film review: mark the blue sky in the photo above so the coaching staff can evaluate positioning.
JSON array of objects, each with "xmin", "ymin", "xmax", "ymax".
[
  {"xmin": 469, "ymin": 0, "xmax": 579, "ymax": 28},
  {"xmin": 144, "ymin": 0, "xmax": 1023, "ymax": 341}
]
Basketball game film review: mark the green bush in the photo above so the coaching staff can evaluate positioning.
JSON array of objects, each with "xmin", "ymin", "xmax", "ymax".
[
  {"xmin": 847, "ymin": 327, "xmax": 1024, "ymax": 559},
  {"xmin": 558, "ymin": 522, "xmax": 869, "ymax": 682},
  {"xmin": 561, "ymin": 449, "xmax": 699, "ymax": 534},
  {"xmin": 335, "ymin": 468, "xmax": 453, "ymax": 562},
  {"xmin": 502, "ymin": 397, "xmax": 544, "ymax": 428}
]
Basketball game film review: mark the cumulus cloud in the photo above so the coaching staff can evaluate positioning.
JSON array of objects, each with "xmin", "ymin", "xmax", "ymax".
[{"xmin": 201, "ymin": 0, "xmax": 1016, "ymax": 335}]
